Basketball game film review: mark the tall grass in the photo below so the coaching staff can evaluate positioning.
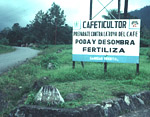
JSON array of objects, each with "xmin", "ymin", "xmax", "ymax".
[{"xmin": 0, "ymin": 45, "xmax": 150, "ymax": 116}]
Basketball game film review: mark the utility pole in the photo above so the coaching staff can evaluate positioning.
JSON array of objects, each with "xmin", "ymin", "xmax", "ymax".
[
  {"xmin": 118, "ymin": 0, "xmax": 121, "ymax": 19},
  {"xmin": 124, "ymin": 0, "xmax": 128, "ymax": 19}
]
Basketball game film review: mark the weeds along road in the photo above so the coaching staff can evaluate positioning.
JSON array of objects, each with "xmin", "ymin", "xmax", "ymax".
[{"xmin": 0, "ymin": 47, "xmax": 40, "ymax": 75}]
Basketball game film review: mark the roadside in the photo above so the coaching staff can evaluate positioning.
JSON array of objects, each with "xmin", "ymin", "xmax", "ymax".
[
  {"xmin": 0, "ymin": 45, "xmax": 150, "ymax": 116},
  {"xmin": 0, "ymin": 47, "xmax": 40, "ymax": 75},
  {"xmin": 0, "ymin": 45, "xmax": 16, "ymax": 54}
]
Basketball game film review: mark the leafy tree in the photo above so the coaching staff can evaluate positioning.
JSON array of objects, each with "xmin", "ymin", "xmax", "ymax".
[
  {"xmin": 48, "ymin": 3, "xmax": 66, "ymax": 26},
  {"xmin": 34, "ymin": 10, "xmax": 44, "ymax": 24},
  {"xmin": 46, "ymin": 2, "xmax": 66, "ymax": 44},
  {"xmin": 0, "ymin": 2, "xmax": 72, "ymax": 46},
  {"xmin": 0, "ymin": 27, "xmax": 11, "ymax": 37},
  {"xmin": 29, "ymin": 2, "xmax": 67, "ymax": 45},
  {"xmin": 0, "ymin": 37, "xmax": 9, "ymax": 45},
  {"xmin": 12, "ymin": 23, "xmax": 21, "ymax": 32},
  {"xmin": 8, "ymin": 23, "xmax": 23, "ymax": 46},
  {"xmin": 102, "ymin": 9, "xmax": 138, "ymax": 19},
  {"xmin": 0, "ymin": 27, "xmax": 11, "ymax": 45},
  {"xmin": 22, "ymin": 35, "xmax": 37, "ymax": 44},
  {"xmin": 102, "ymin": 9, "xmax": 119, "ymax": 19},
  {"xmin": 30, "ymin": 10, "xmax": 46, "ymax": 43},
  {"xmin": 57, "ymin": 24, "xmax": 72, "ymax": 44}
]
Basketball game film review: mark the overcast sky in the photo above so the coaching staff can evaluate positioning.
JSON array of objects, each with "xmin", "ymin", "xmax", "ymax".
[{"xmin": 0, "ymin": 0, "xmax": 149, "ymax": 30}]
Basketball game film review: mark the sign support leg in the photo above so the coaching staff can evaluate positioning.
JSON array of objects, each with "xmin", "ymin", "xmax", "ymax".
[
  {"xmin": 104, "ymin": 62, "xmax": 107, "ymax": 73},
  {"xmin": 124, "ymin": 0, "xmax": 128, "ymax": 19},
  {"xmin": 118, "ymin": 0, "xmax": 121, "ymax": 19},
  {"xmin": 136, "ymin": 64, "xmax": 139, "ymax": 75},
  {"xmin": 72, "ymin": 61, "xmax": 84, "ymax": 69},
  {"xmin": 73, "ymin": 61, "xmax": 75, "ymax": 69},
  {"xmin": 90, "ymin": 0, "xmax": 93, "ymax": 20},
  {"xmin": 81, "ymin": 61, "xmax": 84, "ymax": 68}
]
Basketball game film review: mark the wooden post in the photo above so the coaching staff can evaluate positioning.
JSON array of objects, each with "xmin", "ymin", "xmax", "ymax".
[
  {"xmin": 124, "ymin": 0, "xmax": 139, "ymax": 74},
  {"xmin": 136, "ymin": 64, "xmax": 139, "ymax": 74},
  {"xmin": 124, "ymin": 0, "xmax": 128, "ymax": 19},
  {"xmin": 118, "ymin": 0, "xmax": 121, "ymax": 19},
  {"xmin": 104, "ymin": 62, "xmax": 107, "ymax": 73},
  {"xmin": 73, "ymin": 61, "xmax": 75, "ymax": 69},
  {"xmin": 72, "ymin": 0, "xmax": 93, "ymax": 69},
  {"xmin": 90, "ymin": 0, "xmax": 93, "ymax": 20},
  {"xmin": 81, "ymin": 61, "xmax": 84, "ymax": 68}
]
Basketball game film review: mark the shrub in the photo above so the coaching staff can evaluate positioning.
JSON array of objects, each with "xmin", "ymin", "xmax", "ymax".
[
  {"xmin": 147, "ymin": 48, "xmax": 150, "ymax": 59},
  {"xmin": 40, "ymin": 54, "xmax": 58, "ymax": 68},
  {"xmin": 140, "ymin": 38, "xmax": 150, "ymax": 47},
  {"xmin": 0, "ymin": 38, "xmax": 9, "ymax": 45}
]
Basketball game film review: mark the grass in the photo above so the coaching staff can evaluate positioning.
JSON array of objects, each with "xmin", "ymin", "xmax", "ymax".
[
  {"xmin": 0, "ymin": 45, "xmax": 150, "ymax": 116},
  {"xmin": 0, "ymin": 45, "xmax": 16, "ymax": 54}
]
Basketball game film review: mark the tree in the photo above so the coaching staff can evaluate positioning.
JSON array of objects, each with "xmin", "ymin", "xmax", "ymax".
[
  {"xmin": 0, "ymin": 27, "xmax": 11, "ymax": 37},
  {"xmin": 30, "ymin": 2, "xmax": 67, "ymax": 45},
  {"xmin": 46, "ymin": 2, "xmax": 66, "ymax": 44},
  {"xmin": 48, "ymin": 3, "xmax": 66, "ymax": 26},
  {"xmin": 22, "ymin": 35, "xmax": 37, "ymax": 44},
  {"xmin": 56, "ymin": 24, "xmax": 72, "ymax": 44},
  {"xmin": 30, "ymin": 10, "xmax": 46, "ymax": 43},
  {"xmin": 12, "ymin": 23, "xmax": 21, "ymax": 32},
  {"xmin": 0, "ymin": 27, "xmax": 11, "ymax": 45},
  {"xmin": 8, "ymin": 23, "xmax": 23, "ymax": 46},
  {"xmin": 102, "ymin": 9, "xmax": 119, "ymax": 19},
  {"xmin": 34, "ymin": 10, "xmax": 44, "ymax": 24},
  {"xmin": 2, "ymin": 2, "xmax": 71, "ymax": 46},
  {"xmin": 102, "ymin": 9, "xmax": 138, "ymax": 19}
]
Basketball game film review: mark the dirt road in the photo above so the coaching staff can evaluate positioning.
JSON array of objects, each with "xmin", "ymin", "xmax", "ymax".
[{"xmin": 0, "ymin": 47, "xmax": 40, "ymax": 75}]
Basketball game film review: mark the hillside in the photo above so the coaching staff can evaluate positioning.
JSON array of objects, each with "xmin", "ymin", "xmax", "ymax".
[{"xmin": 130, "ymin": 5, "xmax": 150, "ymax": 29}]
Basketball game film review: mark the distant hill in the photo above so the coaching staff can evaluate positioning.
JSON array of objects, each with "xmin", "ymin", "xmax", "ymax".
[{"xmin": 130, "ymin": 6, "xmax": 150, "ymax": 29}]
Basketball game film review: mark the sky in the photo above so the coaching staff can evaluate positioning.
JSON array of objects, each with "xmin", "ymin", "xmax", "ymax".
[{"xmin": 0, "ymin": 0, "xmax": 149, "ymax": 30}]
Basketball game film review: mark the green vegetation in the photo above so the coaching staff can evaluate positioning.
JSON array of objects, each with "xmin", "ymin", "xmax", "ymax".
[
  {"xmin": 0, "ymin": 45, "xmax": 150, "ymax": 116},
  {"xmin": 0, "ymin": 45, "xmax": 15, "ymax": 54},
  {"xmin": 0, "ymin": 3, "xmax": 150, "ymax": 116},
  {"xmin": 130, "ymin": 6, "xmax": 150, "ymax": 30},
  {"xmin": 0, "ymin": 3, "xmax": 72, "ymax": 46},
  {"xmin": 141, "ymin": 38, "xmax": 150, "ymax": 47}
]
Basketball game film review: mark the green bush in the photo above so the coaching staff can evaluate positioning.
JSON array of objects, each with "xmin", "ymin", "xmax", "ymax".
[
  {"xmin": 40, "ymin": 54, "xmax": 58, "ymax": 68},
  {"xmin": 22, "ymin": 35, "xmax": 37, "ymax": 44},
  {"xmin": 140, "ymin": 38, "xmax": 150, "ymax": 47},
  {"xmin": 0, "ymin": 38, "xmax": 9, "ymax": 45},
  {"xmin": 147, "ymin": 48, "xmax": 150, "ymax": 59},
  {"xmin": 25, "ymin": 92, "xmax": 36, "ymax": 105}
]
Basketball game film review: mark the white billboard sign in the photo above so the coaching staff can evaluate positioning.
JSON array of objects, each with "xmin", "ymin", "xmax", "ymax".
[{"xmin": 72, "ymin": 19, "xmax": 140, "ymax": 63}]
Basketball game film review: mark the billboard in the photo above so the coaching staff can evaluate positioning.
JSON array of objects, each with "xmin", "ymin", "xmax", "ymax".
[{"xmin": 72, "ymin": 19, "xmax": 141, "ymax": 63}]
